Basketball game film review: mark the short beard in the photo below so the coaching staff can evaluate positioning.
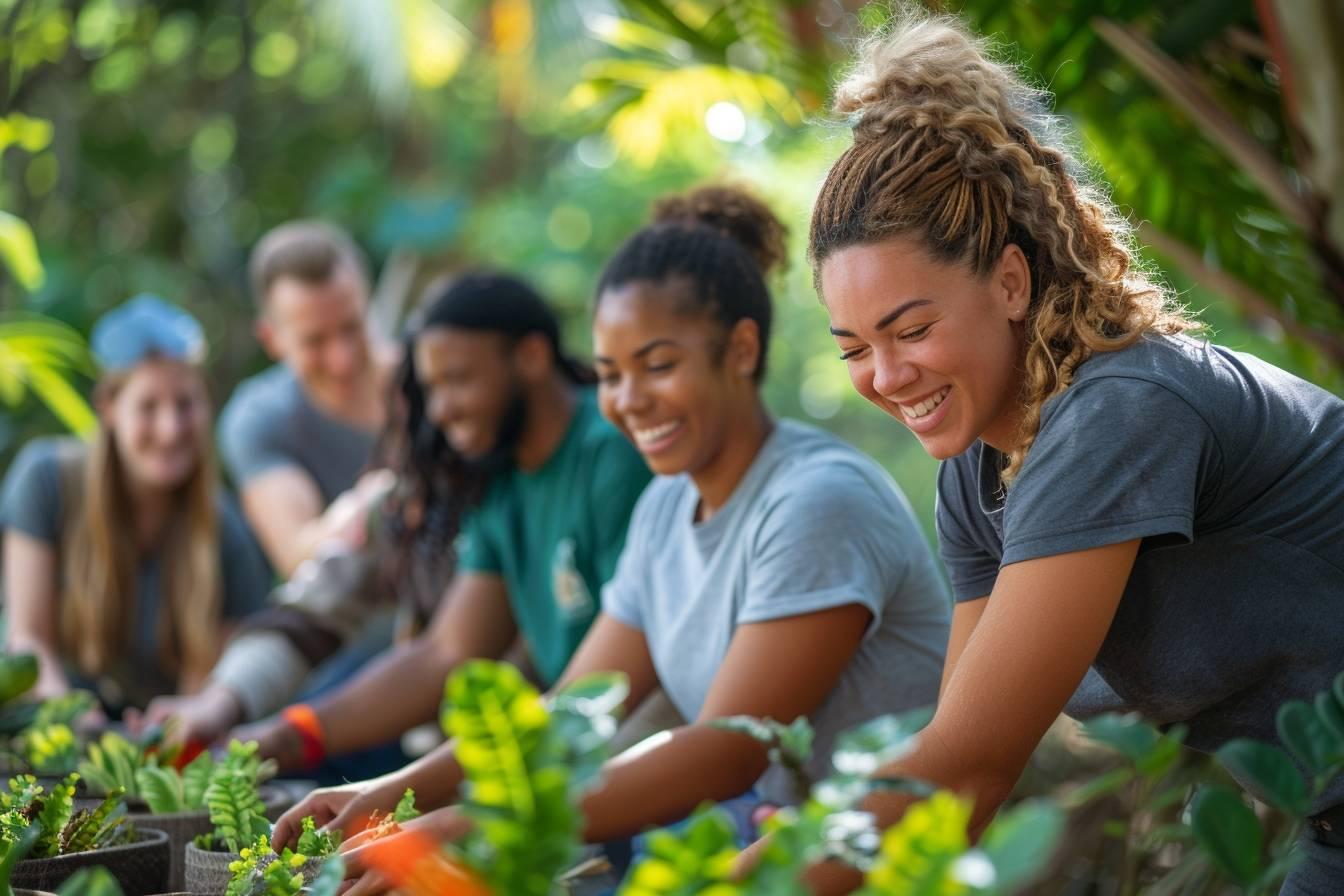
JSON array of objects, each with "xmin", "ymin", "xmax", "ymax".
[{"xmin": 464, "ymin": 379, "xmax": 529, "ymax": 480}]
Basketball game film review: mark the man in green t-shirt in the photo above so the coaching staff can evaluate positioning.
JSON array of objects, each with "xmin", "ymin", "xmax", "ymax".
[{"xmin": 207, "ymin": 271, "xmax": 651, "ymax": 771}]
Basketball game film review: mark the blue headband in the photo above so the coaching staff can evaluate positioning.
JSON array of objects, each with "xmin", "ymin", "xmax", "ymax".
[{"xmin": 90, "ymin": 294, "xmax": 206, "ymax": 372}]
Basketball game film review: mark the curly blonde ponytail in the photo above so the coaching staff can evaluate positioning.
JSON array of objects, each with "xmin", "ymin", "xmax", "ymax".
[{"xmin": 811, "ymin": 10, "xmax": 1196, "ymax": 484}]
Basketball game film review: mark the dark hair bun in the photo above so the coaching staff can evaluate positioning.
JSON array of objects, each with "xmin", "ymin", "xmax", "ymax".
[{"xmin": 651, "ymin": 185, "xmax": 788, "ymax": 276}]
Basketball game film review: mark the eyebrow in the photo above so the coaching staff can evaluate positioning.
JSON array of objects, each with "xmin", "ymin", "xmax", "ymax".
[
  {"xmin": 829, "ymin": 299, "xmax": 934, "ymax": 338},
  {"xmin": 593, "ymin": 337, "xmax": 678, "ymax": 365}
]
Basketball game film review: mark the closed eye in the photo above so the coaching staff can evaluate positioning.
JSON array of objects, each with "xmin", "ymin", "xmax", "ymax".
[
  {"xmin": 838, "ymin": 347, "xmax": 866, "ymax": 362},
  {"xmin": 899, "ymin": 324, "xmax": 932, "ymax": 341}
]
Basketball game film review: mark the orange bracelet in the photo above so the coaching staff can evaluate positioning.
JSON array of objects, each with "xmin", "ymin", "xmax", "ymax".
[{"xmin": 280, "ymin": 704, "xmax": 326, "ymax": 769}]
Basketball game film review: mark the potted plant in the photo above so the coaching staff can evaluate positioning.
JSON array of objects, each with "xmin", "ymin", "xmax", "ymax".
[
  {"xmin": 79, "ymin": 732, "xmax": 285, "ymax": 892},
  {"xmin": 0, "ymin": 773, "xmax": 169, "ymax": 894},
  {"xmin": 182, "ymin": 741, "xmax": 279, "ymax": 895}
]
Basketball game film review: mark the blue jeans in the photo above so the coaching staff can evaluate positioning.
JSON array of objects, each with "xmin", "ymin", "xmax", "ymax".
[{"xmin": 292, "ymin": 628, "xmax": 408, "ymax": 786}]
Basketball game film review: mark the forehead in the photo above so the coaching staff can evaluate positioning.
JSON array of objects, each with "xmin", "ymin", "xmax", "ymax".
[
  {"xmin": 414, "ymin": 327, "xmax": 508, "ymax": 371},
  {"xmin": 820, "ymin": 238, "xmax": 950, "ymax": 316},
  {"xmin": 116, "ymin": 358, "xmax": 204, "ymax": 396},
  {"xmin": 594, "ymin": 281, "xmax": 714, "ymax": 346},
  {"xmin": 266, "ymin": 267, "xmax": 367, "ymax": 330}
]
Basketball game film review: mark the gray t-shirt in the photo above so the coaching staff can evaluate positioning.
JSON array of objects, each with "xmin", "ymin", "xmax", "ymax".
[
  {"xmin": 217, "ymin": 365, "xmax": 376, "ymax": 503},
  {"xmin": 936, "ymin": 334, "xmax": 1344, "ymax": 811},
  {"xmin": 0, "ymin": 437, "xmax": 272, "ymax": 706},
  {"xmin": 602, "ymin": 420, "xmax": 950, "ymax": 805}
]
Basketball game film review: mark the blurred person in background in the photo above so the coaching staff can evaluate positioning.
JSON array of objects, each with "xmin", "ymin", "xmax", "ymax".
[
  {"xmin": 0, "ymin": 295, "xmax": 271, "ymax": 715},
  {"xmin": 163, "ymin": 272, "xmax": 653, "ymax": 775},
  {"xmin": 219, "ymin": 219, "xmax": 395, "ymax": 579}
]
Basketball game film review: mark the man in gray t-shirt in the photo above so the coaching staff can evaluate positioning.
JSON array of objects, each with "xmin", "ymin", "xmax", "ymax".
[
  {"xmin": 602, "ymin": 419, "xmax": 950, "ymax": 805},
  {"xmin": 218, "ymin": 220, "xmax": 391, "ymax": 579},
  {"xmin": 937, "ymin": 334, "xmax": 1344, "ymax": 813}
]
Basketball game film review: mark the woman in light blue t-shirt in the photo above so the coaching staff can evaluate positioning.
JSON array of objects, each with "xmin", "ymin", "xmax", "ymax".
[{"xmin": 303, "ymin": 186, "xmax": 950, "ymax": 893}]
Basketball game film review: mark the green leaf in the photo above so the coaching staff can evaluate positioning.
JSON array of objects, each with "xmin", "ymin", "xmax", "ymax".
[
  {"xmin": 305, "ymin": 854, "xmax": 346, "ymax": 896},
  {"xmin": 831, "ymin": 707, "xmax": 933, "ymax": 775},
  {"xmin": 181, "ymin": 751, "xmax": 214, "ymax": 810},
  {"xmin": 135, "ymin": 765, "xmax": 185, "ymax": 814},
  {"xmin": 550, "ymin": 671, "xmax": 629, "ymax": 718},
  {"xmin": 1190, "ymin": 786, "xmax": 1263, "ymax": 885},
  {"xmin": 57, "ymin": 866, "xmax": 127, "ymax": 896},
  {"xmin": 1276, "ymin": 700, "xmax": 1341, "ymax": 774},
  {"xmin": 392, "ymin": 788, "xmax": 419, "ymax": 823},
  {"xmin": 1080, "ymin": 713, "xmax": 1162, "ymax": 762},
  {"xmin": 0, "ymin": 211, "xmax": 44, "ymax": 292},
  {"xmin": 1315, "ymin": 691, "xmax": 1344, "ymax": 744},
  {"xmin": 1215, "ymin": 739, "xmax": 1310, "ymax": 815},
  {"xmin": 0, "ymin": 655, "xmax": 38, "ymax": 705},
  {"xmin": 977, "ymin": 800, "xmax": 1065, "ymax": 892}
]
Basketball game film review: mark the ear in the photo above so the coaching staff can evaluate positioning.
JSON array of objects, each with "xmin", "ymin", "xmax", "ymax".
[
  {"xmin": 724, "ymin": 318, "xmax": 762, "ymax": 380},
  {"xmin": 511, "ymin": 332, "xmax": 553, "ymax": 383},
  {"xmin": 255, "ymin": 317, "xmax": 282, "ymax": 361},
  {"xmin": 995, "ymin": 243, "xmax": 1033, "ymax": 322}
]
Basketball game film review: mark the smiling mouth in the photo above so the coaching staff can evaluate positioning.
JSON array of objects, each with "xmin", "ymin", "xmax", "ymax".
[
  {"xmin": 632, "ymin": 420, "xmax": 681, "ymax": 448},
  {"xmin": 898, "ymin": 386, "xmax": 951, "ymax": 420}
]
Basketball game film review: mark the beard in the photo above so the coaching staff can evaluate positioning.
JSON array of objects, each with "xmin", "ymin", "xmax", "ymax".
[{"xmin": 463, "ymin": 379, "xmax": 529, "ymax": 480}]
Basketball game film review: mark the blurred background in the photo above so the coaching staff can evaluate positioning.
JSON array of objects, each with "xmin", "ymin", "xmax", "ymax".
[{"xmin": 1, "ymin": 0, "xmax": 1341, "ymax": 548}]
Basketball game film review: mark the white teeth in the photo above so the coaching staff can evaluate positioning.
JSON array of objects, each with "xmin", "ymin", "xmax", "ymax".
[
  {"xmin": 899, "ymin": 387, "xmax": 950, "ymax": 420},
  {"xmin": 633, "ymin": 421, "xmax": 680, "ymax": 446}
]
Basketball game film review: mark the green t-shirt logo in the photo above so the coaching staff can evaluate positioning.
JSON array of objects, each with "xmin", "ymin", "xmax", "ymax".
[{"xmin": 551, "ymin": 537, "xmax": 594, "ymax": 620}]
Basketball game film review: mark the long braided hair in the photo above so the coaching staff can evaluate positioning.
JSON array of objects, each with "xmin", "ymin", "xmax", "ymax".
[{"xmin": 810, "ymin": 10, "xmax": 1197, "ymax": 484}]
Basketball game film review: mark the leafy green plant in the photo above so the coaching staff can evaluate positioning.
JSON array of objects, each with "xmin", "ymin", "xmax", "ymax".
[
  {"xmin": 78, "ymin": 732, "xmax": 148, "ymax": 799},
  {"xmin": 0, "ymin": 822, "xmax": 40, "ymax": 896},
  {"xmin": 295, "ymin": 816, "xmax": 342, "ymax": 858},
  {"xmin": 195, "ymin": 741, "xmax": 278, "ymax": 854},
  {"xmin": 55, "ymin": 867, "xmax": 127, "ymax": 896},
  {"xmin": 0, "ymin": 774, "xmax": 132, "ymax": 861},
  {"xmin": 135, "ymin": 751, "xmax": 214, "ymax": 814},
  {"xmin": 20, "ymin": 723, "xmax": 78, "ymax": 776},
  {"xmin": 439, "ymin": 661, "xmax": 627, "ymax": 896},
  {"xmin": 621, "ymin": 708, "xmax": 1063, "ymax": 896}
]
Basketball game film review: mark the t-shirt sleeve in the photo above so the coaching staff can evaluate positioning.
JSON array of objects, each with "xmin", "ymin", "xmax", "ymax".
[
  {"xmin": 1001, "ymin": 377, "xmax": 1220, "ymax": 566},
  {"xmin": 596, "ymin": 481, "xmax": 661, "ymax": 632},
  {"xmin": 216, "ymin": 492, "xmax": 275, "ymax": 619},
  {"xmin": 737, "ymin": 461, "xmax": 903, "ymax": 631},
  {"xmin": 217, "ymin": 390, "xmax": 296, "ymax": 487},
  {"xmin": 0, "ymin": 439, "xmax": 65, "ymax": 544},
  {"xmin": 935, "ymin": 459, "xmax": 1001, "ymax": 603},
  {"xmin": 454, "ymin": 508, "xmax": 501, "ymax": 575},
  {"xmin": 586, "ymin": 434, "xmax": 651, "ymax": 587}
]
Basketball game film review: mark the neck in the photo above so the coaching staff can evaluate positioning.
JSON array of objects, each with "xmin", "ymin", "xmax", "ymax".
[
  {"xmin": 126, "ymin": 478, "xmax": 178, "ymax": 550},
  {"xmin": 693, "ymin": 400, "xmax": 773, "ymax": 522},
  {"xmin": 514, "ymin": 374, "xmax": 578, "ymax": 472}
]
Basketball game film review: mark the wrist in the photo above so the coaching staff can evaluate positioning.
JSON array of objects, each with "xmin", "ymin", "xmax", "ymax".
[{"xmin": 281, "ymin": 704, "xmax": 327, "ymax": 768}]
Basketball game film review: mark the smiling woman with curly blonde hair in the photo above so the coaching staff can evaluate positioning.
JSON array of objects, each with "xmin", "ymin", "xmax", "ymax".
[{"xmin": 797, "ymin": 9, "xmax": 1344, "ymax": 895}]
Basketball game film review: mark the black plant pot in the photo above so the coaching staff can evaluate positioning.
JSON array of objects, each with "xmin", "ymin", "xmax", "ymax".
[{"xmin": 9, "ymin": 827, "xmax": 170, "ymax": 896}]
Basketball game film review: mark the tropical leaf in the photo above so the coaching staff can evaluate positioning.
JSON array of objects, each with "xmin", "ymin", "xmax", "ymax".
[
  {"xmin": 0, "ymin": 211, "xmax": 44, "ymax": 292},
  {"xmin": 135, "ymin": 765, "xmax": 186, "ymax": 815}
]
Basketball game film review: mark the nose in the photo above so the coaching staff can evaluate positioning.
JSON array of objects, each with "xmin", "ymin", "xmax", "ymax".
[
  {"xmin": 612, "ymin": 376, "xmax": 651, "ymax": 419},
  {"xmin": 156, "ymin": 405, "xmax": 190, "ymax": 446},
  {"xmin": 870, "ymin": 347, "xmax": 919, "ymax": 399},
  {"xmin": 426, "ymin": 386, "xmax": 453, "ymax": 431},
  {"xmin": 325, "ymin": 335, "xmax": 363, "ymax": 379}
]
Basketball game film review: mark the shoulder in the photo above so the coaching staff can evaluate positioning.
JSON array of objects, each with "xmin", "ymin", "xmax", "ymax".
[
  {"xmin": 1056, "ymin": 334, "xmax": 1229, "ymax": 421},
  {"xmin": 0, "ymin": 436, "xmax": 79, "ymax": 539},
  {"xmin": 2, "ymin": 436, "xmax": 79, "ymax": 500},
  {"xmin": 219, "ymin": 367, "xmax": 300, "ymax": 433},
  {"xmin": 748, "ymin": 422, "xmax": 914, "ymax": 545}
]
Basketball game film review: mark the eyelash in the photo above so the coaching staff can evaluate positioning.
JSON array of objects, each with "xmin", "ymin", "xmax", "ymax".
[{"xmin": 838, "ymin": 325, "xmax": 933, "ymax": 361}]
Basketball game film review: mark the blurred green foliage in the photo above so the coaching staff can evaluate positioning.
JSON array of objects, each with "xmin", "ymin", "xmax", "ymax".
[{"xmin": 0, "ymin": 0, "xmax": 1340, "ymax": 552}]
